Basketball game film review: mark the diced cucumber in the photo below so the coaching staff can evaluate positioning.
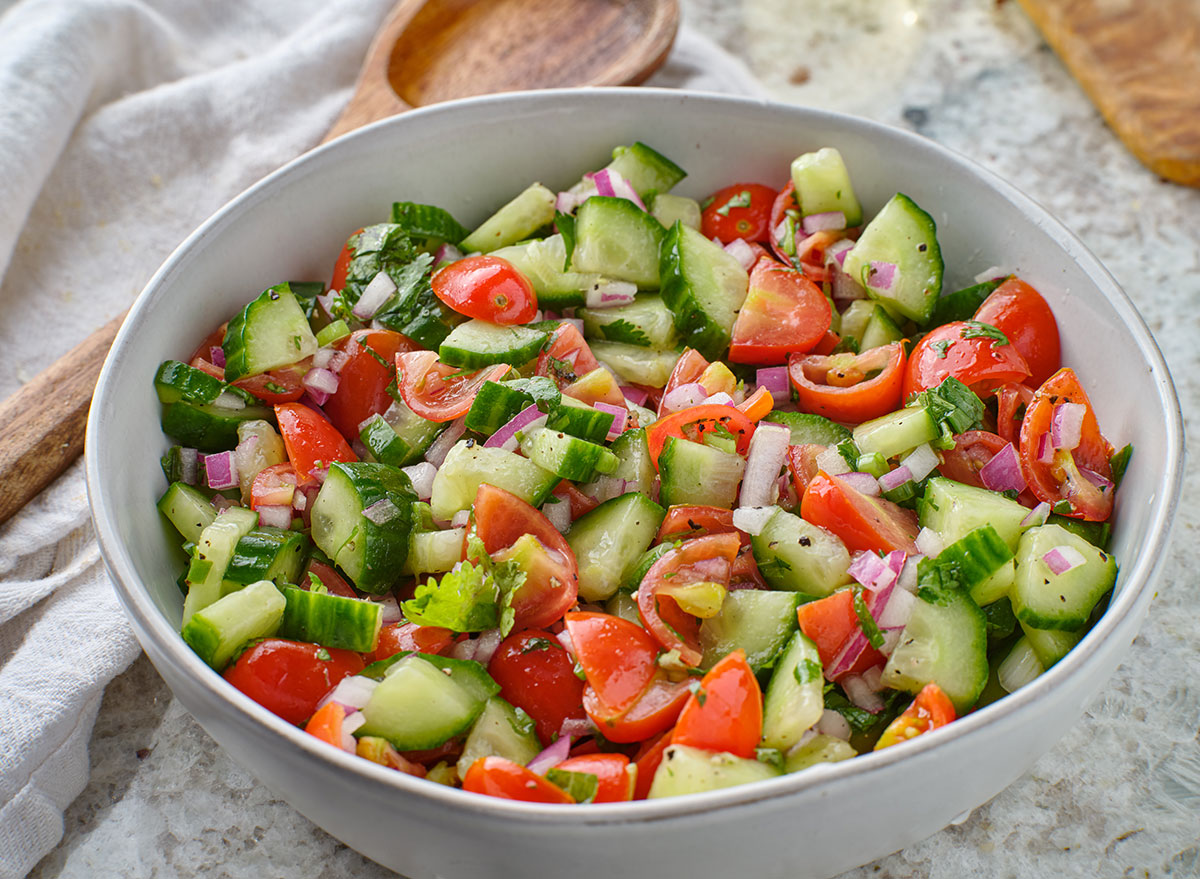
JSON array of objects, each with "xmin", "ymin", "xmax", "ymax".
[
  {"xmin": 698, "ymin": 590, "xmax": 802, "ymax": 672},
  {"xmin": 278, "ymin": 586, "xmax": 382, "ymax": 652},
  {"xmin": 650, "ymin": 193, "xmax": 701, "ymax": 231},
  {"xmin": 622, "ymin": 543, "xmax": 674, "ymax": 593},
  {"xmin": 784, "ymin": 734, "xmax": 857, "ymax": 773},
  {"xmin": 359, "ymin": 400, "xmax": 446, "ymax": 468},
  {"xmin": 761, "ymin": 631, "xmax": 824, "ymax": 751},
  {"xmin": 587, "ymin": 427, "xmax": 656, "ymax": 497},
  {"xmin": 234, "ymin": 420, "xmax": 286, "ymax": 502},
  {"xmin": 358, "ymin": 653, "xmax": 487, "ymax": 750},
  {"xmin": 223, "ymin": 527, "xmax": 310, "ymax": 588},
  {"xmin": 404, "ymin": 527, "xmax": 466, "ymax": 575},
  {"xmin": 881, "ymin": 587, "xmax": 989, "ymax": 713},
  {"xmin": 465, "ymin": 378, "xmax": 559, "ymax": 437},
  {"xmin": 459, "ymin": 182, "xmax": 557, "ymax": 254},
  {"xmin": 567, "ymin": 492, "xmax": 666, "ymax": 602},
  {"xmin": 604, "ymin": 142, "xmax": 687, "ymax": 197},
  {"xmin": 309, "ymin": 462, "xmax": 417, "ymax": 594},
  {"xmin": 841, "ymin": 301, "xmax": 904, "ymax": 351},
  {"xmin": 767, "ymin": 411, "xmax": 852, "ymax": 447},
  {"xmin": 589, "ymin": 340, "xmax": 681, "ymax": 387},
  {"xmin": 438, "ymin": 319, "xmax": 550, "ymax": 369},
  {"xmin": 572, "ymin": 196, "xmax": 666, "ymax": 289},
  {"xmin": 659, "ymin": 221, "xmax": 750, "ymax": 360},
  {"xmin": 605, "ymin": 589, "xmax": 643, "ymax": 625},
  {"xmin": 790, "ymin": 147, "xmax": 863, "ymax": 226},
  {"xmin": 456, "ymin": 697, "xmax": 541, "ymax": 777},
  {"xmin": 222, "ymin": 283, "xmax": 319, "ymax": 383},
  {"xmin": 648, "ymin": 744, "xmax": 779, "ymax": 799},
  {"xmin": 1019, "ymin": 620, "xmax": 1082, "ymax": 668},
  {"xmin": 751, "ymin": 509, "xmax": 853, "ymax": 597},
  {"xmin": 853, "ymin": 407, "xmax": 938, "ymax": 460},
  {"xmin": 927, "ymin": 525, "xmax": 1014, "ymax": 596},
  {"xmin": 160, "ymin": 399, "xmax": 276, "ymax": 453},
  {"xmin": 182, "ymin": 506, "xmax": 259, "ymax": 623},
  {"xmin": 919, "ymin": 476, "xmax": 1031, "ymax": 550},
  {"xmin": 417, "ymin": 654, "xmax": 502, "ymax": 705},
  {"xmin": 545, "ymin": 396, "xmax": 615, "ymax": 444},
  {"xmin": 1011, "ymin": 523, "xmax": 1116, "ymax": 631},
  {"xmin": 658, "ymin": 436, "xmax": 745, "ymax": 509},
  {"xmin": 843, "ymin": 194, "xmax": 943, "ymax": 324},
  {"xmin": 837, "ymin": 300, "xmax": 876, "ymax": 348},
  {"xmin": 429, "ymin": 441, "xmax": 558, "ymax": 521},
  {"xmin": 520, "ymin": 429, "xmax": 618, "ymax": 483},
  {"xmin": 154, "ymin": 360, "xmax": 255, "ymax": 407},
  {"xmin": 489, "ymin": 234, "xmax": 600, "ymax": 310},
  {"xmin": 181, "ymin": 580, "xmax": 285, "ymax": 670},
  {"xmin": 157, "ymin": 482, "xmax": 217, "ymax": 543},
  {"xmin": 580, "ymin": 295, "xmax": 679, "ymax": 350}
]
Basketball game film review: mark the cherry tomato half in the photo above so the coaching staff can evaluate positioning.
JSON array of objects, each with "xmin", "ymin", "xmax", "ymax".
[
  {"xmin": 275, "ymin": 402, "xmax": 357, "ymax": 481},
  {"xmin": 904, "ymin": 320, "xmax": 1031, "ymax": 401},
  {"xmin": 322, "ymin": 329, "xmax": 418, "ymax": 440},
  {"xmin": 488, "ymin": 629, "xmax": 587, "ymax": 746},
  {"xmin": 431, "ymin": 255, "xmax": 537, "ymax": 324},
  {"xmin": 645, "ymin": 404, "xmax": 756, "ymax": 469},
  {"xmin": 974, "ymin": 277, "xmax": 1061, "ymax": 388},
  {"xmin": 672, "ymin": 650, "xmax": 763, "ymax": 759},
  {"xmin": 224, "ymin": 638, "xmax": 364, "ymax": 725},
  {"xmin": 461, "ymin": 757, "xmax": 575, "ymax": 803},
  {"xmin": 701, "ymin": 183, "xmax": 778, "ymax": 244},
  {"xmin": 555, "ymin": 754, "xmax": 636, "ymax": 803},
  {"xmin": 582, "ymin": 675, "xmax": 691, "ymax": 744},
  {"xmin": 330, "ymin": 228, "xmax": 364, "ymax": 292},
  {"xmin": 565, "ymin": 612, "xmax": 660, "ymax": 714},
  {"xmin": 874, "ymin": 682, "xmax": 956, "ymax": 750},
  {"xmin": 232, "ymin": 366, "xmax": 307, "ymax": 404},
  {"xmin": 789, "ymin": 342, "xmax": 906, "ymax": 424},
  {"xmin": 536, "ymin": 322, "xmax": 602, "ymax": 388},
  {"xmin": 728, "ymin": 258, "xmax": 832, "ymax": 365},
  {"xmin": 801, "ymin": 471, "xmax": 919, "ymax": 554},
  {"xmin": 396, "ymin": 350, "xmax": 510, "ymax": 422}
]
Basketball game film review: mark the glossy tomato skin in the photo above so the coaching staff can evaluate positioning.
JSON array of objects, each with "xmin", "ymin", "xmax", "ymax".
[
  {"xmin": 672, "ymin": 650, "xmax": 762, "ymax": 759},
  {"xmin": 432, "ymin": 255, "xmax": 537, "ymax": 325},
  {"xmin": 564, "ymin": 612, "xmax": 659, "ymax": 714},
  {"xmin": 223, "ymin": 639, "xmax": 364, "ymax": 725},
  {"xmin": 632, "ymin": 729, "xmax": 674, "ymax": 800},
  {"xmin": 789, "ymin": 342, "xmax": 906, "ymax": 424},
  {"xmin": 274, "ymin": 402, "xmax": 357, "ymax": 481},
  {"xmin": 330, "ymin": 228, "xmax": 364, "ymax": 292},
  {"xmin": 875, "ymin": 682, "xmax": 956, "ymax": 749},
  {"xmin": 555, "ymin": 754, "xmax": 635, "ymax": 803},
  {"xmin": 701, "ymin": 183, "xmax": 778, "ymax": 244},
  {"xmin": 461, "ymin": 757, "xmax": 575, "ymax": 803},
  {"xmin": 936, "ymin": 430, "xmax": 1010, "ymax": 490},
  {"xmin": 904, "ymin": 321, "xmax": 1031, "ymax": 401},
  {"xmin": 233, "ymin": 367, "xmax": 306, "ymax": 404},
  {"xmin": 646, "ymin": 404, "xmax": 756, "ymax": 468},
  {"xmin": 728, "ymin": 258, "xmax": 832, "ymax": 365},
  {"xmin": 657, "ymin": 504, "xmax": 744, "ymax": 544},
  {"xmin": 369, "ymin": 622, "xmax": 457, "ymax": 663},
  {"xmin": 583, "ymin": 676, "xmax": 691, "ymax": 744},
  {"xmin": 801, "ymin": 472, "xmax": 919, "ymax": 554},
  {"xmin": 796, "ymin": 589, "xmax": 885, "ymax": 678},
  {"xmin": 995, "ymin": 381, "xmax": 1035, "ymax": 445},
  {"xmin": 488, "ymin": 629, "xmax": 587, "ymax": 746},
  {"xmin": 396, "ymin": 350, "xmax": 510, "ymax": 422},
  {"xmin": 536, "ymin": 322, "xmax": 601, "ymax": 387},
  {"xmin": 767, "ymin": 180, "xmax": 799, "ymax": 265},
  {"xmin": 322, "ymin": 329, "xmax": 418, "ymax": 440},
  {"xmin": 974, "ymin": 277, "xmax": 1061, "ymax": 387}
]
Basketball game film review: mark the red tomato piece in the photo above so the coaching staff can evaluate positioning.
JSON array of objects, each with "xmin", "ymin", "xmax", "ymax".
[
  {"xmin": 1018, "ymin": 367, "xmax": 1115, "ymax": 521},
  {"xmin": 536, "ymin": 323, "xmax": 601, "ymax": 388},
  {"xmin": 322, "ymin": 329, "xmax": 418, "ymax": 440},
  {"xmin": 555, "ymin": 753, "xmax": 636, "ymax": 803},
  {"xmin": 660, "ymin": 349, "xmax": 710, "ymax": 410},
  {"xmin": 788, "ymin": 342, "xmax": 906, "ymax": 424},
  {"xmin": 638, "ymin": 532, "xmax": 741, "ymax": 667},
  {"xmin": 188, "ymin": 322, "xmax": 228, "ymax": 365},
  {"xmin": 431, "ymin": 255, "xmax": 538, "ymax": 325},
  {"xmin": 232, "ymin": 368, "xmax": 307, "ymax": 404},
  {"xmin": 786, "ymin": 443, "xmax": 823, "ymax": 498},
  {"xmin": 728, "ymin": 259, "xmax": 832, "ymax": 365},
  {"xmin": 488, "ymin": 629, "xmax": 587, "ymax": 746},
  {"xmin": 274, "ymin": 402, "xmax": 357, "ymax": 481},
  {"xmin": 730, "ymin": 544, "xmax": 768, "ymax": 590},
  {"xmin": 304, "ymin": 701, "xmax": 345, "ymax": 748},
  {"xmin": 903, "ymin": 321, "xmax": 1031, "ymax": 401},
  {"xmin": 564, "ymin": 612, "xmax": 660, "ymax": 715},
  {"xmin": 672, "ymin": 650, "xmax": 763, "ymax": 759},
  {"xmin": 250, "ymin": 462, "xmax": 300, "ymax": 508},
  {"xmin": 656, "ymin": 505, "xmax": 745, "ymax": 545},
  {"xmin": 645, "ymin": 404, "xmax": 756, "ymax": 470},
  {"xmin": 767, "ymin": 180, "xmax": 799, "ymax": 265},
  {"xmin": 552, "ymin": 481, "xmax": 600, "ymax": 521},
  {"xmin": 795, "ymin": 589, "xmax": 885, "ymax": 677},
  {"xmin": 974, "ymin": 277, "xmax": 1061, "ymax": 388},
  {"xmin": 223, "ymin": 639, "xmax": 364, "ymax": 725},
  {"xmin": 583, "ymin": 676, "xmax": 691, "ymax": 744},
  {"xmin": 632, "ymin": 729, "xmax": 674, "ymax": 800},
  {"xmin": 995, "ymin": 381, "xmax": 1036, "ymax": 446},
  {"xmin": 801, "ymin": 472, "xmax": 919, "ymax": 554},
  {"xmin": 303, "ymin": 559, "xmax": 357, "ymax": 598},
  {"xmin": 330, "ymin": 228, "xmax": 363, "ymax": 292},
  {"xmin": 936, "ymin": 430, "xmax": 1010, "ymax": 490},
  {"xmin": 369, "ymin": 622, "xmax": 458, "ymax": 663},
  {"xmin": 874, "ymin": 682, "xmax": 957, "ymax": 750},
  {"xmin": 461, "ymin": 757, "xmax": 575, "ymax": 804},
  {"xmin": 396, "ymin": 350, "xmax": 510, "ymax": 422},
  {"xmin": 700, "ymin": 183, "xmax": 778, "ymax": 244}
]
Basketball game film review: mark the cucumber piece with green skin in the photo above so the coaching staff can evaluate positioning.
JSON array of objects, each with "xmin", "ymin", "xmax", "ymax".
[
  {"xmin": 1011, "ymin": 523, "xmax": 1116, "ymax": 631},
  {"xmin": 580, "ymin": 295, "xmax": 679, "ymax": 350},
  {"xmin": 429, "ymin": 441, "xmax": 558, "ymax": 521},
  {"xmin": 784, "ymin": 734, "xmax": 857, "ymax": 773},
  {"xmin": 860, "ymin": 304, "xmax": 904, "ymax": 350},
  {"xmin": 837, "ymin": 300, "xmax": 877, "ymax": 348},
  {"xmin": 403, "ymin": 527, "xmax": 466, "ymax": 575},
  {"xmin": 650, "ymin": 193, "xmax": 701, "ymax": 231},
  {"xmin": 751, "ymin": 509, "xmax": 853, "ymax": 597},
  {"xmin": 761, "ymin": 631, "xmax": 825, "ymax": 751},
  {"xmin": 465, "ymin": 379, "xmax": 559, "ymax": 436},
  {"xmin": 659, "ymin": 221, "xmax": 750, "ymax": 360},
  {"xmin": 605, "ymin": 589, "xmax": 643, "ymax": 624},
  {"xmin": 581, "ymin": 427, "xmax": 656, "ymax": 498},
  {"xmin": 698, "ymin": 590, "xmax": 802, "ymax": 673},
  {"xmin": 572, "ymin": 196, "xmax": 666, "ymax": 289},
  {"xmin": 309, "ymin": 462, "xmax": 417, "ymax": 595},
  {"xmin": 157, "ymin": 481, "xmax": 217, "ymax": 543},
  {"xmin": 790, "ymin": 147, "xmax": 863, "ymax": 226},
  {"xmin": 852, "ymin": 406, "xmax": 938, "ymax": 460},
  {"xmin": 459, "ymin": 182, "xmax": 557, "ymax": 254},
  {"xmin": 881, "ymin": 586, "xmax": 989, "ymax": 713},
  {"xmin": 181, "ymin": 580, "xmax": 285, "ymax": 670},
  {"xmin": 544, "ymin": 397, "xmax": 615, "ymax": 444},
  {"xmin": 279, "ymin": 585, "xmax": 382, "ymax": 652},
  {"xmin": 359, "ymin": 404, "xmax": 445, "ymax": 469},
  {"xmin": 160, "ymin": 399, "xmax": 276, "ymax": 453},
  {"xmin": 927, "ymin": 525, "xmax": 1014, "ymax": 597},
  {"xmin": 223, "ymin": 527, "xmax": 310, "ymax": 587},
  {"xmin": 406, "ymin": 654, "xmax": 501, "ymax": 705},
  {"xmin": 456, "ymin": 697, "xmax": 541, "ymax": 777},
  {"xmin": 604, "ymin": 142, "xmax": 687, "ymax": 197},
  {"xmin": 357, "ymin": 653, "xmax": 487, "ymax": 750},
  {"xmin": 567, "ymin": 492, "xmax": 666, "ymax": 603},
  {"xmin": 1019, "ymin": 620, "xmax": 1082, "ymax": 668},
  {"xmin": 520, "ymin": 429, "xmax": 619, "ymax": 483},
  {"xmin": 919, "ymin": 476, "xmax": 1031, "ymax": 550},
  {"xmin": 767, "ymin": 411, "xmax": 852, "ymax": 447},
  {"xmin": 658, "ymin": 435, "xmax": 746, "ymax": 509},
  {"xmin": 648, "ymin": 744, "xmax": 779, "ymax": 799},
  {"xmin": 182, "ymin": 506, "xmax": 260, "ymax": 623},
  {"xmin": 622, "ymin": 543, "xmax": 674, "ymax": 593},
  {"xmin": 489, "ymin": 234, "xmax": 599, "ymax": 310},
  {"xmin": 843, "ymin": 193, "xmax": 944, "ymax": 324},
  {"xmin": 154, "ymin": 360, "xmax": 255, "ymax": 407},
  {"xmin": 438, "ymin": 319, "xmax": 550, "ymax": 369},
  {"xmin": 222, "ymin": 283, "xmax": 319, "ymax": 383},
  {"xmin": 589, "ymin": 340, "xmax": 681, "ymax": 387}
]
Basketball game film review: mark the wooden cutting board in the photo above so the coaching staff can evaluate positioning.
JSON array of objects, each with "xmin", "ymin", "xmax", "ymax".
[{"xmin": 1017, "ymin": 0, "xmax": 1200, "ymax": 187}]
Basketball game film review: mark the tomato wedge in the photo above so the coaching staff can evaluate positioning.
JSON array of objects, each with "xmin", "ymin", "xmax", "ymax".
[
  {"xmin": 786, "ymin": 443, "xmax": 823, "ymax": 498},
  {"xmin": 322, "ymin": 329, "xmax": 418, "ymax": 440},
  {"xmin": 536, "ymin": 322, "xmax": 601, "ymax": 388},
  {"xmin": 789, "ymin": 342, "xmax": 906, "ymax": 424},
  {"xmin": 274, "ymin": 402, "xmax": 357, "ymax": 481},
  {"xmin": 396, "ymin": 350, "xmax": 509, "ymax": 422},
  {"xmin": 874, "ymin": 682, "xmax": 956, "ymax": 750},
  {"xmin": 555, "ymin": 753, "xmax": 636, "ymax": 803},
  {"xmin": 672, "ymin": 650, "xmax": 762, "ymax": 759},
  {"xmin": 637, "ymin": 532, "xmax": 740, "ymax": 666},
  {"xmin": 656, "ymin": 504, "xmax": 743, "ymax": 545},
  {"xmin": 488, "ymin": 628, "xmax": 587, "ymax": 746},
  {"xmin": 462, "ymin": 757, "xmax": 575, "ymax": 803},
  {"xmin": 582, "ymin": 675, "xmax": 691, "ymax": 744},
  {"xmin": 565, "ymin": 612, "xmax": 660, "ymax": 714},
  {"xmin": 974, "ymin": 277, "xmax": 1061, "ymax": 388},
  {"xmin": 796, "ymin": 589, "xmax": 885, "ymax": 678},
  {"xmin": 330, "ymin": 228, "xmax": 363, "ymax": 292},
  {"xmin": 904, "ymin": 320, "xmax": 1031, "ymax": 401},
  {"xmin": 995, "ymin": 381, "xmax": 1036, "ymax": 446},
  {"xmin": 728, "ymin": 258, "xmax": 831, "ymax": 365},
  {"xmin": 632, "ymin": 729, "xmax": 674, "ymax": 800},
  {"xmin": 223, "ymin": 639, "xmax": 364, "ymax": 726},
  {"xmin": 645, "ymin": 404, "xmax": 756, "ymax": 469},
  {"xmin": 801, "ymin": 471, "xmax": 919, "ymax": 554},
  {"xmin": 369, "ymin": 622, "xmax": 458, "ymax": 663},
  {"xmin": 232, "ymin": 367, "xmax": 307, "ymax": 404}
]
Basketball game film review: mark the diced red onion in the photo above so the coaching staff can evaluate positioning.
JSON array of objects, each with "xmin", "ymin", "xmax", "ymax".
[
  {"xmin": 351, "ymin": 439, "xmax": 370, "ymax": 460},
  {"xmin": 723, "ymin": 238, "xmax": 758, "ymax": 271},
  {"xmin": 740, "ymin": 422, "xmax": 790, "ymax": 508},
  {"xmin": 424, "ymin": 417, "xmax": 466, "ymax": 467},
  {"xmin": 317, "ymin": 292, "xmax": 339, "ymax": 318},
  {"xmin": 824, "ymin": 238, "xmax": 855, "ymax": 268},
  {"xmin": 590, "ymin": 169, "xmax": 647, "ymax": 210},
  {"xmin": 802, "ymin": 211, "xmax": 846, "ymax": 234},
  {"xmin": 341, "ymin": 710, "xmax": 365, "ymax": 752},
  {"xmin": 868, "ymin": 261, "xmax": 897, "ymax": 291},
  {"xmin": 450, "ymin": 510, "xmax": 471, "ymax": 528},
  {"xmin": 830, "ymin": 265, "xmax": 867, "ymax": 302},
  {"xmin": 897, "ymin": 554, "xmax": 924, "ymax": 593},
  {"xmin": 827, "ymin": 629, "xmax": 868, "ymax": 680},
  {"xmin": 473, "ymin": 629, "xmax": 503, "ymax": 667},
  {"xmin": 213, "ymin": 389, "xmax": 247, "ymax": 410},
  {"xmin": 1079, "ymin": 467, "xmax": 1114, "ymax": 492},
  {"xmin": 842, "ymin": 674, "xmax": 885, "ymax": 714},
  {"xmin": 875, "ymin": 587, "xmax": 916, "ymax": 631},
  {"xmin": 211, "ymin": 494, "xmax": 238, "ymax": 513},
  {"xmin": 1037, "ymin": 433, "xmax": 1055, "ymax": 464},
  {"xmin": 816, "ymin": 446, "xmax": 852, "ymax": 476},
  {"xmin": 704, "ymin": 391, "xmax": 735, "ymax": 407},
  {"xmin": 839, "ymin": 471, "xmax": 881, "ymax": 497},
  {"xmin": 543, "ymin": 496, "xmax": 572, "ymax": 532},
  {"xmin": 900, "ymin": 443, "xmax": 939, "ymax": 482},
  {"xmin": 318, "ymin": 675, "xmax": 379, "ymax": 713},
  {"xmin": 732, "ymin": 506, "xmax": 777, "ymax": 537},
  {"xmin": 848, "ymin": 551, "xmax": 898, "ymax": 593},
  {"xmin": 449, "ymin": 638, "xmax": 479, "ymax": 662},
  {"xmin": 313, "ymin": 347, "xmax": 350, "ymax": 371},
  {"xmin": 755, "ymin": 366, "xmax": 790, "ymax": 404},
  {"xmin": 556, "ymin": 188, "xmax": 590, "ymax": 214},
  {"xmin": 878, "ymin": 464, "xmax": 913, "ymax": 493},
  {"xmin": 620, "ymin": 385, "xmax": 648, "ymax": 407},
  {"xmin": 915, "ymin": 527, "xmax": 944, "ymax": 559},
  {"xmin": 661, "ymin": 382, "xmax": 707, "ymax": 413},
  {"xmin": 373, "ymin": 594, "xmax": 403, "ymax": 625},
  {"xmin": 434, "ymin": 242, "xmax": 463, "ymax": 267},
  {"xmin": 527, "ymin": 734, "xmax": 573, "ymax": 775},
  {"xmin": 401, "ymin": 462, "xmax": 437, "ymax": 501},
  {"xmin": 312, "ymin": 347, "xmax": 333, "ymax": 369},
  {"xmin": 585, "ymin": 280, "xmax": 637, "ymax": 309},
  {"xmin": 303, "ymin": 367, "xmax": 340, "ymax": 398},
  {"xmin": 559, "ymin": 717, "xmax": 594, "ymax": 739},
  {"xmin": 1043, "ymin": 544, "xmax": 1087, "ymax": 575},
  {"xmin": 816, "ymin": 710, "xmax": 851, "ymax": 740},
  {"xmin": 1051, "ymin": 403, "xmax": 1085, "ymax": 451},
  {"xmin": 586, "ymin": 475, "xmax": 629, "ymax": 505},
  {"xmin": 556, "ymin": 628, "xmax": 577, "ymax": 661},
  {"xmin": 979, "ymin": 442, "xmax": 1026, "ymax": 494},
  {"xmin": 593, "ymin": 401, "xmax": 628, "ymax": 440},
  {"xmin": 1021, "ymin": 501, "xmax": 1051, "ymax": 528},
  {"xmin": 179, "ymin": 447, "xmax": 199, "ymax": 485},
  {"xmin": 294, "ymin": 484, "xmax": 317, "ymax": 514},
  {"xmin": 484, "ymin": 404, "xmax": 547, "ymax": 452},
  {"xmin": 352, "ymin": 271, "xmax": 397, "ymax": 320},
  {"xmin": 363, "ymin": 497, "xmax": 401, "ymax": 525},
  {"xmin": 209, "ymin": 346, "xmax": 226, "ymax": 368},
  {"xmin": 256, "ymin": 504, "xmax": 292, "ymax": 528},
  {"xmin": 203, "ymin": 451, "xmax": 239, "ymax": 490},
  {"xmin": 973, "ymin": 265, "xmax": 1003, "ymax": 284}
]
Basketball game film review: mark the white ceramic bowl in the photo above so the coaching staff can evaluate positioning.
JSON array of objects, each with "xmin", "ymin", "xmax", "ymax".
[{"xmin": 87, "ymin": 89, "xmax": 1183, "ymax": 879}]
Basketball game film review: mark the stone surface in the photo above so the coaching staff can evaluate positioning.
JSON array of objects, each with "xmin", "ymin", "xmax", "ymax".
[{"xmin": 30, "ymin": 1, "xmax": 1200, "ymax": 876}]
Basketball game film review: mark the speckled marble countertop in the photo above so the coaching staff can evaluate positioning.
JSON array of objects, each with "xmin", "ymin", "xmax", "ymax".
[{"xmin": 30, "ymin": 1, "xmax": 1200, "ymax": 877}]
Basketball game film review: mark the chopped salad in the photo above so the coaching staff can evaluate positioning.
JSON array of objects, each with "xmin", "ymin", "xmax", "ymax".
[{"xmin": 154, "ymin": 142, "xmax": 1129, "ymax": 804}]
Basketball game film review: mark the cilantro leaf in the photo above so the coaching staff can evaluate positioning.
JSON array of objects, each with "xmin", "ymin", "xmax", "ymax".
[
  {"xmin": 960, "ymin": 320, "xmax": 1009, "ymax": 346},
  {"xmin": 600, "ymin": 318, "xmax": 651, "ymax": 347},
  {"xmin": 401, "ymin": 562, "xmax": 500, "ymax": 632},
  {"xmin": 911, "ymin": 375, "xmax": 984, "ymax": 444}
]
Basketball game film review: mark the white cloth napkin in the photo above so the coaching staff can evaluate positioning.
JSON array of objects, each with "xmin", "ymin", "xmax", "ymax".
[{"xmin": 0, "ymin": 2, "xmax": 764, "ymax": 875}]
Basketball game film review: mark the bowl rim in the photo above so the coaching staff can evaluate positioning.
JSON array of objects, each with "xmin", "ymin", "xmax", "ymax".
[{"xmin": 87, "ymin": 86, "xmax": 1185, "ymax": 824}]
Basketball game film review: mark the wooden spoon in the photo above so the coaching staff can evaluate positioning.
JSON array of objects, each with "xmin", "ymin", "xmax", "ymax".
[{"xmin": 0, "ymin": 0, "xmax": 678, "ymax": 525}]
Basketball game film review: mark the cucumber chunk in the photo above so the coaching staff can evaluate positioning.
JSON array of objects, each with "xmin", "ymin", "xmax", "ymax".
[
  {"xmin": 604, "ymin": 142, "xmax": 687, "ymax": 197},
  {"xmin": 429, "ymin": 441, "xmax": 558, "ymax": 521},
  {"xmin": 181, "ymin": 580, "xmax": 285, "ymax": 670},
  {"xmin": 580, "ymin": 295, "xmax": 679, "ymax": 350},
  {"xmin": 928, "ymin": 525, "xmax": 1014, "ymax": 597},
  {"xmin": 459, "ymin": 182, "xmax": 557, "ymax": 254},
  {"xmin": 438, "ymin": 319, "xmax": 550, "ymax": 369},
  {"xmin": 919, "ymin": 476, "xmax": 1031, "ymax": 550},
  {"xmin": 659, "ymin": 221, "xmax": 750, "ymax": 360},
  {"xmin": 767, "ymin": 411, "xmax": 852, "ymax": 447},
  {"xmin": 761, "ymin": 631, "xmax": 825, "ymax": 751},
  {"xmin": 658, "ymin": 436, "xmax": 745, "ymax": 509},
  {"xmin": 520, "ymin": 429, "xmax": 619, "ymax": 483},
  {"xmin": 222, "ymin": 283, "xmax": 319, "ymax": 382},
  {"xmin": 589, "ymin": 340, "xmax": 681, "ymax": 387},
  {"xmin": 648, "ymin": 744, "xmax": 779, "ymax": 799},
  {"xmin": 157, "ymin": 482, "xmax": 217, "ymax": 543},
  {"xmin": 544, "ymin": 397, "xmax": 615, "ymax": 444},
  {"xmin": 853, "ymin": 407, "xmax": 938, "ymax": 460},
  {"xmin": 698, "ymin": 590, "xmax": 802, "ymax": 672},
  {"xmin": 404, "ymin": 527, "xmax": 467, "ymax": 575},
  {"xmin": 1020, "ymin": 620, "xmax": 1082, "ymax": 668},
  {"xmin": 567, "ymin": 492, "xmax": 666, "ymax": 602},
  {"xmin": 790, "ymin": 147, "xmax": 863, "ymax": 226},
  {"xmin": 224, "ymin": 527, "xmax": 310, "ymax": 588},
  {"xmin": 489, "ymin": 234, "xmax": 601, "ymax": 310},
  {"xmin": 279, "ymin": 585, "xmax": 383, "ymax": 652},
  {"xmin": 160, "ymin": 399, "xmax": 276, "ymax": 453},
  {"xmin": 650, "ymin": 193, "xmax": 701, "ymax": 231},
  {"xmin": 359, "ymin": 399, "xmax": 446, "ymax": 468},
  {"xmin": 154, "ymin": 360, "xmax": 255, "ymax": 407},
  {"xmin": 1011, "ymin": 523, "xmax": 1116, "ymax": 631},
  {"xmin": 784, "ymin": 734, "xmax": 857, "ymax": 773},
  {"xmin": 456, "ymin": 697, "xmax": 541, "ymax": 777},
  {"xmin": 751, "ymin": 509, "xmax": 853, "ymax": 597},
  {"xmin": 843, "ymin": 193, "xmax": 943, "ymax": 324},
  {"xmin": 572, "ymin": 196, "xmax": 666, "ymax": 289},
  {"xmin": 358, "ymin": 654, "xmax": 486, "ymax": 750},
  {"xmin": 182, "ymin": 506, "xmax": 259, "ymax": 623}
]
